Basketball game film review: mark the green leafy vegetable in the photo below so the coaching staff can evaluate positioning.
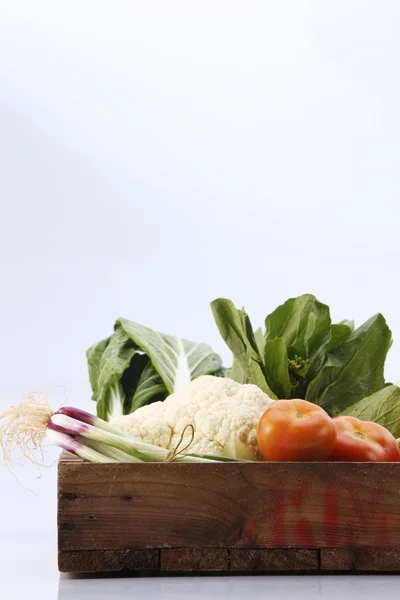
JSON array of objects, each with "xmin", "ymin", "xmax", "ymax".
[
  {"xmin": 116, "ymin": 318, "xmax": 221, "ymax": 394},
  {"xmin": 228, "ymin": 357, "xmax": 245, "ymax": 384},
  {"xmin": 263, "ymin": 339, "xmax": 291, "ymax": 398},
  {"xmin": 265, "ymin": 294, "xmax": 333, "ymax": 386},
  {"xmin": 211, "ymin": 294, "xmax": 395, "ymax": 421},
  {"xmin": 87, "ymin": 329, "xmax": 137, "ymax": 420},
  {"xmin": 87, "ymin": 336, "xmax": 110, "ymax": 399},
  {"xmin": 120, "ymin": 352, "xmax": 151, "ymax": 409},
  {"xmin": 287, "ymin": 354, "xmax": 311, "ymax": 397},
  {"xmin": 129, "ymin": 362, "xmax": 167, "ymax": 412},
  {"xmin": 210, "ymin": 298, "xmax": 276, "ymax": 398},
  {"xmin": 340, "ymin": 385, "xmax": 400, "ymax": 438},
  {"xmin": 265, "ymin": 294, "xmax": 331, "ymax": 361},
  {"xmin": 326, "ymin": 322, "xmax": 353, "ymax": 352},
  {"xmin": 254, "ymin": 327, "xmax": 266, "ymax": 357},
  {"xmin": 213, "ymin": 366, "xmax": 231, "ymax": 378},
  {"xmin": 305, "ymin": 314, "xmax": 392, "ymax": 415},
  {"xmin": 89, "ymin": 293, "xmax": 398, "ymax": 438},
  {"xmin": 88, "ymin": 318, "xmax": 223, "ymax": 420},
  {"xmin": 211, "ymin": 294, "xmax": 333, "ymax": 400}
]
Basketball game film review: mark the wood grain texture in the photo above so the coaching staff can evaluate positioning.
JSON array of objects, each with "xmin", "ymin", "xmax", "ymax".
[
  {"xmin": 161, "ymin": 549, "xmax": 228, "ymax": 571},
  {"xmin": 58, "ymin": 549, "xmax": 158, "ymax": 573},
  {"xmin": 58, "ymin": 547, "xmax": 400, "ymax": 574},
  {"xmin": 321, "ymin": 548, "xmax": 400, "ymax": 571},
  {"xmin": 58, "ymin": 457, "xmax": 400, "ymax": 552},
  {"xmin": 230, "ymin": 548, "xmax": 319, "ymax": 571}
]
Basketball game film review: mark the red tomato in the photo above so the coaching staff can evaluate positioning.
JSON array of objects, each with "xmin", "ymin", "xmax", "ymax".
[
  {"xmin": 257, "ymin": 399, "xmax": 337, "ymax": 461},
  {"xmin": 328, "ymin": 416, "xmax": 400, "ymax": 462}
]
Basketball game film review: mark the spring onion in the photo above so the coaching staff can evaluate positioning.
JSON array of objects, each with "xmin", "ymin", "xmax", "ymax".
[{"xmin": 0, "ymin": 395, "xmax": 244, "ymax": 466}]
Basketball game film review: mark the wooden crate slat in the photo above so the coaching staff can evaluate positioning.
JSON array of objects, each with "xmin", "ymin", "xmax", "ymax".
[
  {"xmin": 58, "ymin": 458, "xmax": 400, "ymax": 551},
  {"xmin": 58, "ymin": 547, "xmax": 400, "ymax": 573},
  {"xmin": 160, "ymin": 548, "xmax": 229, "ymax": 571},
  {"xmin": 58, "ymin": 549, "xmax": 159, "ymax": 573},
  {"xmin": 321, "ymin": 548, "xmax": 400, "ymax": 571},
  {"xmin": 230, "ymin": 548, "xmax": 319, "ymax": 571}
]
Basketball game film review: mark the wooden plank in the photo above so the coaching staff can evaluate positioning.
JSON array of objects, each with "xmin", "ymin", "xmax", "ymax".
[
  {"xmin": 161, "ymin": 549, "xmax": 228, "ymax": 571},
  {"xmin": 230, "ymin": 548, "xmax": 319, "ymax": 571},
  {"xmin": 58, "ymin": 546, "xmax": 400, "ymax": 574},
  {"xmin": 58, "ymin": 458, "xmax": 400, "ymax": 551},
  {"xmin": 321, "ymin": 548, "xmax": 400, "ymax": 571},
  {"xmin": 58, "ymin": 549, "xmax": 159, "ymax": 573}
]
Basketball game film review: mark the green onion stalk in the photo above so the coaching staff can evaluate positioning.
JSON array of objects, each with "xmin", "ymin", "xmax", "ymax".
[
  {"xmin": 0, "ymin": 395, "xmax": 245, "ymax": 466},
  {"xmin": 46, "ymin": 430, "xmax": 120, "ymax": 463}
]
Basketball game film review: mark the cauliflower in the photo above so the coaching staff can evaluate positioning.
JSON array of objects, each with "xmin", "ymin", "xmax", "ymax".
[{"xmin": 110, "ymin": 375, "xmax": 274, "ymax": 460}]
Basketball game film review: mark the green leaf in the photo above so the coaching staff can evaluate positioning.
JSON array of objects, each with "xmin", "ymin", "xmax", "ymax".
[
  {"xmin": 264, "ymin": 338, "xmax": 291, "ymax": 398},
  {"xmin": 264, "ymin": 294, "xmax": 332, "ymax": 392},
  {"xmin": 211, "ymin": 298, "xmax": 276, "ymax": 398},
  {"xmin": 120, "ymin": 352, "xmax": 150, "ymax": 412},
  {"xmin": 213, "ymin": 367, "xmax": 231, "ymax": 377},
  {"xmin": 86, "ymin": 336, "xmax": 111, "ymax": 399},
  {"xmin": 97, "ymin": 381, "xmax": 126, "ymax": 422},
  {"xmin": 91, "ymin": 329, "xmax": 137, "ymax": 420},
  {"xmin": 229, "ymin": 357, "xmax": 246, "ymax": 384},
  {"xmin": 340, "ymin": 385, "xmax": 400, "ymax": 438},
  {"xmin": 339, "ymin": 319, "xmax": 355, "ymax": 331},
  {"xmin": 116, "ymin": 318, "xmax": 222, "ymax": 394},
  {"xmin": 254, "ymin": 327, "xmax": 266, "ymax": 357},
  {"xmin": 306, "ymin": 314, "xmax": 392, "ymax": 416},
  {"xmin": 326, "ymin": 323, "xmax": 353, "ymax": 352},
  {"xmin": 129, "ymin": 362, "xmax": 167, "ymax": 412},
  {"xmin": 265, "ymin": 294, "xmax": 331, "ymax": 360}
]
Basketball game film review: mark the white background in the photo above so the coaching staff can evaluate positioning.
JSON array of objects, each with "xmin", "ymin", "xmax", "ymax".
[{"xmin": 1, "ymin": 1, "xmax": 400, "ymax": 597}]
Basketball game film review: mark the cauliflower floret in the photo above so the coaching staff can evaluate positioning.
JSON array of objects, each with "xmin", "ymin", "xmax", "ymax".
[{"xmin": 111, "ymin": 375, "xmax": 274, "ymax": 460}]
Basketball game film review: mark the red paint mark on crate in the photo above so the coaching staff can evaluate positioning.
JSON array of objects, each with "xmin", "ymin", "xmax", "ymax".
[
  {"xmin": 295, "ymin": 517, "xmax": 315, "ymax": 546},
  {"xmin": 323, "ymin": 486, "xmax": 340, "ymax": 545},
  {"xmin": 270, "ymin": 483, "xmax": 287, "ymax": 546},
  {"xmin": 323, "ymin": 486, "xmax": 339, "ymax": 527},
  {"xmin": 270, "ymin": 482, "xmax": 315, "ymax": 547},
  {"xmin": 321, "ymin": 483, "xmax": 391, "ymax": 547}
]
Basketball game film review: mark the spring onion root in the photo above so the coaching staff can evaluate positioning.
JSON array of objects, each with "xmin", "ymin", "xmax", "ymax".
[{"xmin": 0, "ymin": 392, "xmax": 54, "ymax": 465}]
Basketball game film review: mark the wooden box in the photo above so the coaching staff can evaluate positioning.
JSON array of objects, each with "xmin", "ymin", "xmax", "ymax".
[{"xmin": 58, "ymin": 454, "xmax": 400, "ymax": 574}]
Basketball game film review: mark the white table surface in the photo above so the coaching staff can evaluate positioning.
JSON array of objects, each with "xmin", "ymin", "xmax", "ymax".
[
  {"xmin": 5, "ymin": 564, "xmax": 400, "ymax": 600},
  {"xmin": 58, "ymin": 574, "xmax": 400, "ymax": 600}
]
